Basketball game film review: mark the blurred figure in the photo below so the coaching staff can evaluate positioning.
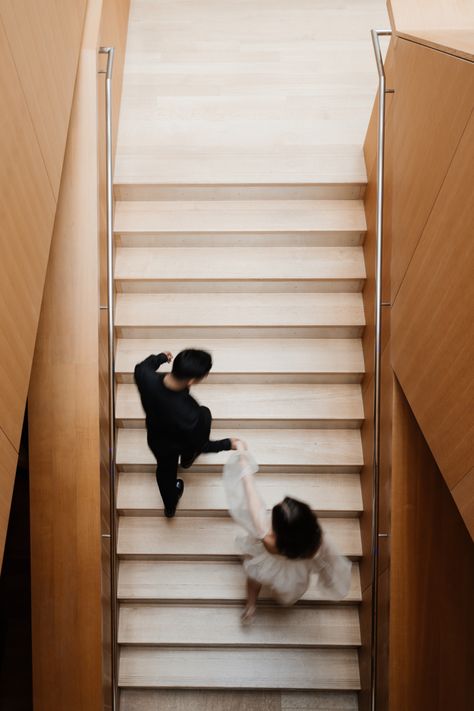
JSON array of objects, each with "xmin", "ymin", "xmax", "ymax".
[
  {"xmin": 135, "ymin": 349, "xmax": 241, "ymax": 517},
  {"xmin": 223, "ymin": 443, "xmax": 352, "ymax": 622}
]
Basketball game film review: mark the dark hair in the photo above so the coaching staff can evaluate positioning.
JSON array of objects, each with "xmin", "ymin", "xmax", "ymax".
[
  {"xmin": 272, "ymin": 497, "xmax": 322, "ymax": 559},
  {"xmin": 172, "ymin": 349, "xmax": 212, "ymax": 380}
]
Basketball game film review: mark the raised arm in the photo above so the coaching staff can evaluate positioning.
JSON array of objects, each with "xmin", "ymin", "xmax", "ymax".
[{"xmin": 134, "ymin": 352, "xmax": 171, "ymax": 389}]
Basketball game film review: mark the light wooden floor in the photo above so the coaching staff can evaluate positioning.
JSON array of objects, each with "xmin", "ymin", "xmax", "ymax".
[
  {"xmin": 114, "ymin": 1, "xmax": 388, "ymax": 709},
  {"xmin": 115, "ymin": 0, "xmax": 389, "ymax": 186}
]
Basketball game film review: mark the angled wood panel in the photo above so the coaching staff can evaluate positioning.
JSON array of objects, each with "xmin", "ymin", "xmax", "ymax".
[
  {"xmin": 0, "ymin": 19, "xmax": 57, "ymax": 451},
  {"xmin": 390, "ymin": 40, "xmax": 474, "ymax": 301},
  {"xmin": 0, "ymin": 0, "xmax": 87, "ymax": 197},
  {"xmin": 388, "ymin": 0, "xmax": 474, "ymax": 32},
  {"xmin": 392, "ymin": 112, "xmax": 474, "ymax": 501}
]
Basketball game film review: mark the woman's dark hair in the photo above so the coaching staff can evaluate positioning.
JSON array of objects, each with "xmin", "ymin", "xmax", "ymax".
[
  {"xmin": 272, "ymin": 497, "xmax": 322, "ymax": 559},
  {"xmin": 172, "ymin": 349, "xmax": 212, "ymax": 380}
]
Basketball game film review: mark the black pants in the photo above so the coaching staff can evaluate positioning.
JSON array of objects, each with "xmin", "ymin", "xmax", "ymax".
[{"xmin": 147, "ymin": 406, "xmax": 231, "ymax": 511}]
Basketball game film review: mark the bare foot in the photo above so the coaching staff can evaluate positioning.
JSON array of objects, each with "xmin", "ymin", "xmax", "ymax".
[{"xmin": 241, "ymin": 604, "xmax": 256, "ymax": 624}]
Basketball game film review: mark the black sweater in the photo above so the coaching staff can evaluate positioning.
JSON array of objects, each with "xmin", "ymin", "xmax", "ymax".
[{"xmin": 134, "ymin": 353, "xmax": 205, "ymax": 450}]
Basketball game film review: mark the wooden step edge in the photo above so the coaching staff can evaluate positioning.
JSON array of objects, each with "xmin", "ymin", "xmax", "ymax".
[
  {"xmin": 117, "ymin": 552, "xmax": 362, "ymax": 563},
  {"xmin": 117, "ymin": 646, "xmax": 362, "ymax": 690},
  {"xmin": 116, "ymin": 464, "xmax": 363, "ymax": 475},
  {"xmin": 119, "ymin": 690, "xmax": 359, "ymax": 711},
  {"xmin": 116, "ymin": 372, "xmax": 365, "ymax": 385},
  {"xmin": 117, "ymin": 604, "xmax": 362, "ymax": 648},
  {"xmin": 116, "ymin": 508, "xmax": 363, "ymax": 519},
  {"xmin": 116, "ymin": 417, "xmax": 364, "ymax": 430},
  {"xmin": 113, "ymin": 184, "xmax": 367, "ymax": 203},
  {"xmin": 116, "ymin": 563, "xmax": 362, "ymax": 604}
]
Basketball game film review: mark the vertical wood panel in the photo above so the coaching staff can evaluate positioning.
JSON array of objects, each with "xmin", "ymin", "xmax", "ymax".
[
  {"xmin": 0, "ymin": 0, "xmax": 90, "ymax": 566},
  {"xmin": 392, "ymin": 112, "xmax": 474, "ymax": 499},
  {"xmin": 0, "ymin": 0, "xmax": 88, "ymax": 197},
  {"xmin": 28, "ymin": 6, "xmax": 104, "ymax": 708},
  {"xmin": 389, "ymin": 380, "xmax": 474, "ymax": 711},
  {"xmin": 0, "ymin": 19, "xmax": 57, "ymax": 452},
  {"xmin": 390, "ymin": 40, "xmax": 474, "ymax": 300}
]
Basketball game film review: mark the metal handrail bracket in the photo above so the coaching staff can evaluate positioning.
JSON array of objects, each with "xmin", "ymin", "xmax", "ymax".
[
  {"xmin": 99, "ymin": 45, "xmax": 118, "ymax": 711},
  {"xmin": 369, "ymin": 29, "xmax": 392, "ymax": 711}
]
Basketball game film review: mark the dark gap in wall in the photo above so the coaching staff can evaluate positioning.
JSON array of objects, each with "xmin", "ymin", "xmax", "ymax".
[{"xmin": 0, "ymin": 413, "xmax": 32, "ymax": 711}]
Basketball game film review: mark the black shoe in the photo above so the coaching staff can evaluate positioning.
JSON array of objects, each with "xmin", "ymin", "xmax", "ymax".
[
  {"xmin": 164, "ymin": 479, "xmax": 185, "ymax": 518},
  {"xmin": 180, "ymin": 452, "xmax": 199, "ymax": 469}
]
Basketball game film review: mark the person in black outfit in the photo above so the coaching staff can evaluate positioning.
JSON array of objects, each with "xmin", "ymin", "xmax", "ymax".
[{"xmin": 134, "ymin": 349, "xmax": 239, "ymax": 517}]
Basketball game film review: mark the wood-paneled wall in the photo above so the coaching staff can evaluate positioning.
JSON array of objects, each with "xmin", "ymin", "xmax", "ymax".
[
  {"xmin": 361, "ymin": 24, "xmax": 474, "ymax": 711},
  {"xmin": 28, "ymin": 5, "xmax": 104, "ymax": 706},
  {"xmin": 28, "ymin": 1, "xmax": 130, "ymax": 709},
  {"xmin": 0, "ymin": 0, "xmax": 87, "ymax": 566},
  {"xmin": 0, "ymin": 0, "xmax": 88, "ymax": 197},
  {"xmin": 392, "ymin": 111, "xmax": 474, "ymax": 535},
  {"xmin": 389, "ymin": 41, "xmax": 474, "ymax": 537},
  {"xmin": 389, "ymin": 40, "xmax": 474, "ymax": 301},
  {"xmin": 389, "ymin": 380, "xmax": 474, "ymax": 711}
]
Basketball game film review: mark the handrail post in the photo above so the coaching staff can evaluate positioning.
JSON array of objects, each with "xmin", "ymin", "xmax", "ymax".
[
  {"xmin": 370, "ymin": 29, "xmax": 392, "ymax": 711},
  {"xmin": 99, "ymin": 45, "xmax": 118, "ymax": 711}
]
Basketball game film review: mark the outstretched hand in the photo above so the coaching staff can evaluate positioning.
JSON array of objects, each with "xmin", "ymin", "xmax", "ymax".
[
  {"xmin": 231, "ymin": 438, "xmax": 248, "ymax": 451},
  {"xmin": 163, "ymin": 351, "xmax": 173, "ymax": 363}
]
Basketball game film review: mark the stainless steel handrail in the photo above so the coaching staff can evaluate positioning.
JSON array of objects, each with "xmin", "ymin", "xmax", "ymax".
[
  {"xmin": 370, "ymin": 29, "xmax": 392, "ymax": 711},
  {"xmin": 99, "ymin": 45, "xmax": 118, "ymax": 711}
]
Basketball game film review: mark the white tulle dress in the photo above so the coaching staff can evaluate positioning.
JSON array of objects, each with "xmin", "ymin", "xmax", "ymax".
[{"xmin": 223, "ymin": 449, "xmax": 352, "ymax": 606}]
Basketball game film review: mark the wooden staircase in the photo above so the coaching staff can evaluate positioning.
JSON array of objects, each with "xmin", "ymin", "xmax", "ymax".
[
  {"xmin": 111, "ymin": 0, "xmax": 392, "ymax": 706},
  {"xmin": 114, "ymin": 183, "xmax": 366, "ymax": 710}
]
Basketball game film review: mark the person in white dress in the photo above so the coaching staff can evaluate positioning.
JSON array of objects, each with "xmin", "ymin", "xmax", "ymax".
[{"xmin": 223, "ymin": 442, "xmax": 352, "ymax": 622}]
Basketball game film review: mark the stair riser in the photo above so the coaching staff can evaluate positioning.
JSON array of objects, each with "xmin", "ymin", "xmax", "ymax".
[
  {"xmin": 117, "ymin": 464, "xmax": 362, "ymax": 474},
  {"xmin": 117, "ymin": 596, "xmax": 361, "ymax": 606},
  {"xmin": 117, "ymin": 419, "xmax": 363, "ymax": 430},
  {"xmin": 115, "ymin": 279, "xmax": 365, "ymax": 294},
  {"xmin": 116, "ymin": 231, "xmax": 365, "ymax": 248},
  {"xmin": 116, "ymin": 326, "xmax": 364, "ymax": 339},
  {"xmin": 114, "ymin": 184, "xmax": 365, "ymax": 202},
  {"xmin": 117, "ymin": 509, "xmax": 361, "ymax": 519},
  {"xmin": 116, "ymin": 372, "xmax": 364, "ymax": 385},
  {"xmin": 118, "ymin": 553, "xmax": 361, "ymax": 563}
]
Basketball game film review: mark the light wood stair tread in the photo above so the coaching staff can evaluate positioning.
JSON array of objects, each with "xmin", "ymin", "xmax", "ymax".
[
  {"xmin": 116, "ymin": 383, "xmax": 364, "ymax": 426},
  {"xmin": 120, "ymin": 690, "xmax": 359, "ymax": 711},
  {"xmin": 117, "ymin": 517, "xmax": 362, "ymax": 559},
  {"xmin": 114, "ymin": 145, "xmax": 367, "ymax": 190},
  {"xmin": 115, "ymin": 292, "xmax": 365, "ymax": 327},
  {"xmin": 118, "ymin": 604, "xmax": 361, "ymax": 647},
  {"xmin": 117, "ymin": 472, "xmax": 363, "ymax": 516},
  {"xmin": 118, "ymin": 647, "xmax": 361, "ymax": 690},
  {"xmin": 117, "ymin": 560, "xmax": 362, "ymax": 603},
  {"xmin": 114, "ymin": 246, "xmax": 366, "ymax": 284},
  {"xmin": 115, "ymin": 338, "xmax": 365, "ymax": 384},
  {"xmin": 116, "ymin": 428, "xmax": 363, "ymax": 471},
  {"xmin": 114, "ymin": 199, "xmax": 366, "ymax": 234}
]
